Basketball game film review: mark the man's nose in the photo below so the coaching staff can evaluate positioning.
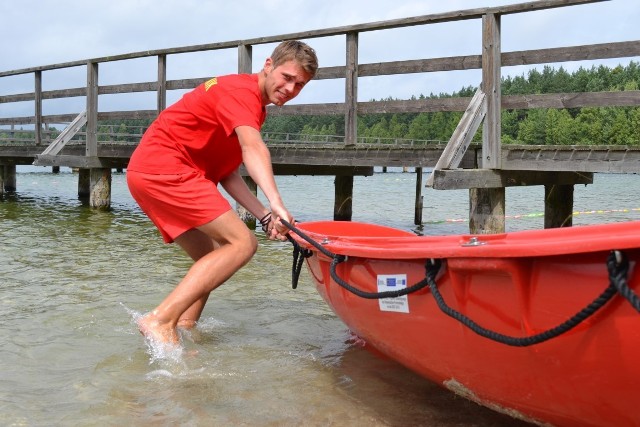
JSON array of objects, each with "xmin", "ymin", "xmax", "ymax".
[{"xmin": 284, "ymin": 81, "xmax": 295, "ymax": 94}]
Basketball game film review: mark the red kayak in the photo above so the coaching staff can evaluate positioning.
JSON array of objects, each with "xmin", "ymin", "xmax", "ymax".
[{"xmin": 289, "ymin": 220, "xmax": 640, "ymax": 427}]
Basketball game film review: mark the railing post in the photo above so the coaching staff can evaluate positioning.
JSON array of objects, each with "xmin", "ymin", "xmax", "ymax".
[
  {"xmin": 345, "ymin": 32, "xmax": 358, "ymax": 146},
  {"xmin": 85, "ymin": 61, "xmax": 110, "ymax": 209},
  {"xmin": 34, "ymin": 70, "xmax": 42, "ymax": 146},
  {"xmin": 157, "ymin": 54, "xmax": 167, "ymax": 113},
  {"xmin": 481, "ymin": 12, "xmax": 501, "ymax": 169},
  {"xmin": 86, "ymin": 62, "xmax": 98, "ymax": 157},
  {"xmin": 470, "ymin": 12, "xmax": 505, "ymax": 234},
  {"xmin": 237, "ymin": 44, "xmax": 258, "ymax": 230},
  {"xmin": 238, "ymin": 43, "xmax": 252, "ymax": 74}
]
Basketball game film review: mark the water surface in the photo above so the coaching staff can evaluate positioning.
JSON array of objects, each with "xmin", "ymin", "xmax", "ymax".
[{"xmin": 1, "ymin": 168, "xmax": 638, "ymax": 426}]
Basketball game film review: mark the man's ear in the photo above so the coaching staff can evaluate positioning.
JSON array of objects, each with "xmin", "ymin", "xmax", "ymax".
[{"xmin": 263, "ymin": 57, "xmax": 274, "ymax": 73}]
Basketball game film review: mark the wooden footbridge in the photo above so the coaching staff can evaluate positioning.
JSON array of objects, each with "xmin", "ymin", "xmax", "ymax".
[{"xmin": 1, "ymin": 0, "xmax": 639, "ymax": 233}]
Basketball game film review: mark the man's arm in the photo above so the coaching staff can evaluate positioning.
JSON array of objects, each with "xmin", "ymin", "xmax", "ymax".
[
  {"xmin": 234, "ymin": 125, "xmax": 294, "ymax": 233},
  {"xmin": 219, "ymin": 170, "xmax": 268, "ymax": 220}
]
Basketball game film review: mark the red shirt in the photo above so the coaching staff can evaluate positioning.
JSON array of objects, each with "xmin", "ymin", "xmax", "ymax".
[{"xmin": 128, "ymin": 73, "xmax": 266, "ymax": 183}]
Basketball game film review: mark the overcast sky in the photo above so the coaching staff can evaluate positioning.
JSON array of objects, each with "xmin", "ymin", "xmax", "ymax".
[{"xmin": 0, "ymin": 0, "xmax": 638, "ymax": 116}]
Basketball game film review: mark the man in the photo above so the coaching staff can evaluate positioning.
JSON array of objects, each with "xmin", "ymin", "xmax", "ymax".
[{"xmin": 127, "ymin": 40, "xmax": 318, "ymax": 345}]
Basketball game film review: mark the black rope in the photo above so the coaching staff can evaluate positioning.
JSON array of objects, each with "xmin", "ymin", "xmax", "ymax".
[
  {"xmin": 286, "ymin": 235, "xmax": 312, "ymax": 290},
  {"xmin": 330, "ymin": 255, "xmax": 432, "ymax": 299},
  {"xmin": 425, "ymin": 258, "xmax": 619, "ymax": 347},
  {"xmin": 281, "ymin": 219, "xmax": 639, "ymax": 346},
  {"xmin": 608, "ymin": 251, "xmax": 640, "ymax": 312},
  {"xmin": 282, "ymin": 219, "xmax": 429, "ymax": 298}
]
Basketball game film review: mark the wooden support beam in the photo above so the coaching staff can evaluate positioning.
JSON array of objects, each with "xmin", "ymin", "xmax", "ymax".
[
  {"xmin": 432, "ymin": 169, "xmax": 593, "ymax": 190},
  {"xmin": 426, "ymin": 87, "xmax": 486, "ymax": 187},
  {"xmin": 240, "ymin": 176, "xmax": 258, "ymax": 230},
  {"xmin": 35, "ymin": 111, "xmax": 87, "ymax": 159},
  {"xmin": 481, "ymin": 13, "xmax": 501, "ymax": 169},
  {"xmin": 89, "ymin": 168, "xmax": 111, "ymax": 210},
  {"xmin": 415, "ymin": 167, "xmax": 424, "ymax": 225},
  {"xmin": 545, "ymin": 184, "xmax": 574, "ymax": 228},
  {"xmin": 344, "ymin": 32, "xmax": 358, "ymax": 146},
  {"xmin": 34, "ymin": 154, "xmax": 121, "ymax": 169},
  {"xmin": 469, "ymin": 187, "xmax": 505, "ymax": 234},
  {"xmin": 157, "ymin": 54, "xmax": 167, "ymax": 112},
  {"xmin": 3, "ymin": 165, "xmax": 16, "ymax": 192},
  {"xmin": 334, "ymin": 175, "xmax": 353, "ymax": 221},
  {"xmin": 78, "ymin": 168, "xmax": 90, "ymax": 202},
  {"xmin": 238, "ymin": 44, "xmax": 252, "ymax": 74},
  {"xmin": 86, "ymin": 62, "xmax": 99, "ymax": 157},
  {"xmin": 236, "ymin": 43, "xmax": 257, "ymax": 228},
  {"xmin": 34, "ymin": 70, "xmax": 42, "ymax": 146}
]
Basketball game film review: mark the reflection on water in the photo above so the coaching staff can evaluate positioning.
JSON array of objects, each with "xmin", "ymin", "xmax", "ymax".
[{"xmin": 1, "ymin": 168, "xmax": 638, "ymax": 426}]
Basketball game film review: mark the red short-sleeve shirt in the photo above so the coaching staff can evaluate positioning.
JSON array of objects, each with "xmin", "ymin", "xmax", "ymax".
[{"xmin": 128, "ymin": 73, "xmax": 266, "ymax": 183}]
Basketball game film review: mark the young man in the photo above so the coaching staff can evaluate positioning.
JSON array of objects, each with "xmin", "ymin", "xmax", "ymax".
[{"xmin": 127, "ymin": 40, "xmax": 318, "ymax": 345}]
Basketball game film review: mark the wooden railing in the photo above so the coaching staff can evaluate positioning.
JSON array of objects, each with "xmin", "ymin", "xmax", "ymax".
[{"xmin": 1, "ymin": 0, "xmax": 638, "ymax": 169}]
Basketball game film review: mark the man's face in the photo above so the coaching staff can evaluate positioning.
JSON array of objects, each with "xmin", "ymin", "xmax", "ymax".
[{"xmin": 261, "ymin": 58, "xmax": 312, "ymax": 106}]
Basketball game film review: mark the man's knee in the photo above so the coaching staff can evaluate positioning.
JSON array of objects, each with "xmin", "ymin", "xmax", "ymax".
[{"xmin": 234, "ymin": 231, "xmax": 258, "ymax": 265}]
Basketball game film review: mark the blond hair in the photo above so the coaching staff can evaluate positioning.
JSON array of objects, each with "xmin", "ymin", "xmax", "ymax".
[{"xmin": 270, "ymin": 40, "xmax": 318, "ymax": 79}]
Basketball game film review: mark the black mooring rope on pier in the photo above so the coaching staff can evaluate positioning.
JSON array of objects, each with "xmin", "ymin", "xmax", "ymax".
[{"xmin": 282, "ymin": 220, "xmax": 639, "ymax": 346}]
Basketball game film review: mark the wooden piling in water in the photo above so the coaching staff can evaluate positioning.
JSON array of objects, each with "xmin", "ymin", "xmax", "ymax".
[
  {"xmin": 238, "ymin": 176, "xmax": 257, "ymax": 229},
  {"xmin": 415, "ymin": 167, "xmax": 423, "ymax": 225},
  {"xmin": 3, "ymin": 165, "xmax": 16, "ymax": 192},
  {"xmin": 78, "ymin": 169, "xmax": 90, "ymax": 201},
  {"xmin": 544, "ymin": 184, "xmax": 574, "ymax": 228},
  {"xmin": 334, "ymin": 175, "xmax": 353, "ymax": 221},
  {"xmin": 469, "ymin": 188, "xmax": 505, "ymax": 234},
  {"xmin": 89, "ymin": 168, "xmax": 111, "ymax": 209}
]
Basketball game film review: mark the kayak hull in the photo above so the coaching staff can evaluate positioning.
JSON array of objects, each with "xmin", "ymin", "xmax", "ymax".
[{"xmin": 292, "ymin": 220, "xmax": 640, "ymax": 427}]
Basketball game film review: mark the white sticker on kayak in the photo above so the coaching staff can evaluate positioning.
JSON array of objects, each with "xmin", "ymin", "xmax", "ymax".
[{"xmin": 377, "ymin": 274, "xmax": 409, "ymax": 313}]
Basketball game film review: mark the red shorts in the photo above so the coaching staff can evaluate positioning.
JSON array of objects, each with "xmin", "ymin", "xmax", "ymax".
[{"xmin": 127, "ymin": 170, "xmax": 232, "ymax": 243}]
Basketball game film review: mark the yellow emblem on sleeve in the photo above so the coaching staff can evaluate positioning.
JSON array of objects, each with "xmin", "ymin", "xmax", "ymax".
[{"xmin": 204, "ymin": 77, "xmax": 218, "ymax": 91}]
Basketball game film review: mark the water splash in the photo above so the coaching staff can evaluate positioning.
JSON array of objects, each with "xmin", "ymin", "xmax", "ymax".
[{"xmin": 120, "ymin": 303, "xmax": 185, "ymax": 365}]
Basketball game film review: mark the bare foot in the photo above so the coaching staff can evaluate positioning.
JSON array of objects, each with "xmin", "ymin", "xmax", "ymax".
[{"xmin": 138, "ymin": 311, "xmax": 180, "ymax": 345}]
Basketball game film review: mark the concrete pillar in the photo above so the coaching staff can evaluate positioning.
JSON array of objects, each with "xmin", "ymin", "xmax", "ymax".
[
  {"xmin": 469, "ymin": 187, "xmax": 505, "ymax": 234},
  {"xmin": 89, "ymin": 168, "xmax": 112, "ymax": 209},
  {"xmin": 0, "ymin": 166, "xmax": 4, "ymax": 196}
]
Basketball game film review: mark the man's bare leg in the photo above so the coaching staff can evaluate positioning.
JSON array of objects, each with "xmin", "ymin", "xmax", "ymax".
[
  {"xmin": 138, "ymin": 211, "xmax": 257, "ymax": 344},
  {"xmin": 173, "ymin": 229, "xmax": 219, "ymax": 329}
]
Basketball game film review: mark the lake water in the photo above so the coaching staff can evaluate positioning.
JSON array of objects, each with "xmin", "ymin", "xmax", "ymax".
[{"xmin": 1, "ymin": 167, "xmax": 638, "ymax": 426}]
